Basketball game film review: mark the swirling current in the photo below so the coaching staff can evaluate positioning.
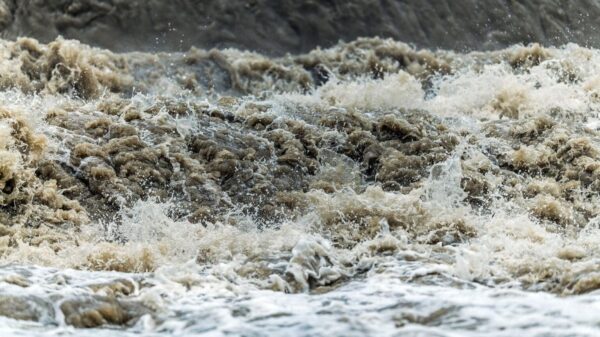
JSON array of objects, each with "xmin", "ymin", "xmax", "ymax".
[{"xmin": 1, "ymin": 3, "xmax": 600, "ymax": 336}]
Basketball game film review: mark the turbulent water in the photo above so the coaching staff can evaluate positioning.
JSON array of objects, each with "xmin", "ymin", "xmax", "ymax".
[
  {"xmin": 2, "ymin": 36, "xmax": 600, "ymax": 336},
  {"xmin": 3, "ymin": 0, "xmax": 600, "ymax": 53}
]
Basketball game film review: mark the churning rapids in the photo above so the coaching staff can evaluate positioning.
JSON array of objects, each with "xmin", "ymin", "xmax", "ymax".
[{"xmin": 2, "ymin": 36, "xmax": 600, "ymax": 336}]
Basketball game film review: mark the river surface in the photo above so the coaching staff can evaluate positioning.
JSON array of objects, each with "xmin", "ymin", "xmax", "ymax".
[{"xmin": 0, "ymin": 37, "xmax": 600, "ymax": 336}]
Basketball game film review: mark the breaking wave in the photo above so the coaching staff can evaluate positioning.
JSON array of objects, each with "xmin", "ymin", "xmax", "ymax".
[{"xmin": 2, "ymin": 36, "xmax": 600, "ymax": 336}]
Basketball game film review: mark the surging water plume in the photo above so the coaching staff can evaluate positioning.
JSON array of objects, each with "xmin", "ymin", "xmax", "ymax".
[{"xmin": 2, "ymin": 37, "xmax": 600, "ymax": 336}]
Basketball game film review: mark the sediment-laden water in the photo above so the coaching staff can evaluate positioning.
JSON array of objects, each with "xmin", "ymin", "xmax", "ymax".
[{"xmin": 1, "ymin": 36, "xmax": 600, "ymax": 336}]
